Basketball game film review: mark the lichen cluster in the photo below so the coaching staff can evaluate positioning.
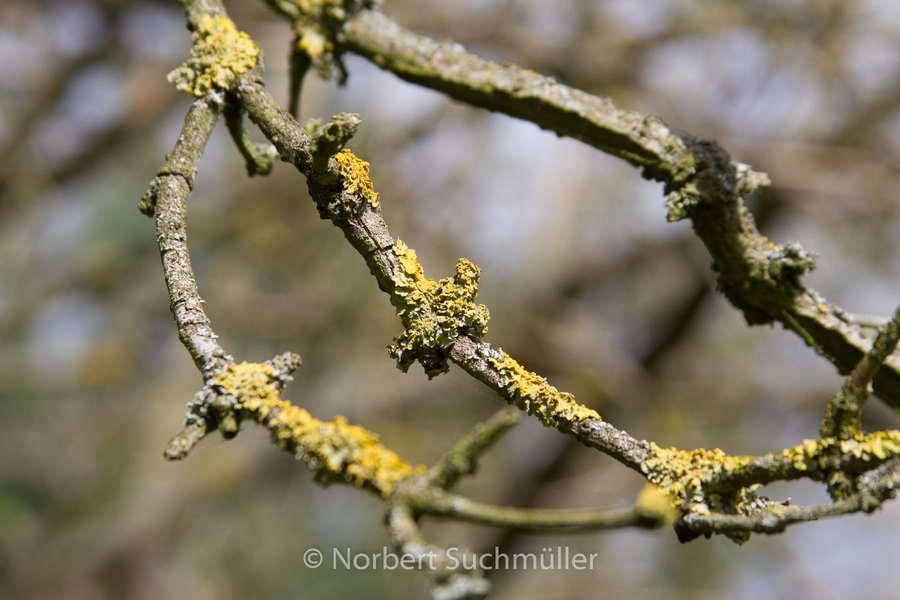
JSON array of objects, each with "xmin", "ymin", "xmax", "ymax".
[
  {"xmin": 212, "ymin": 361, "xmax": 420, "ymax": 495},
  {"xmin": 641, "ymin": 430, "xmax": 900, "ymax": 533},
  {"xmin": 641, "ymin": 445, "xmax": 755, "ymax": 506},
  {"xmin": 764, "ymin": 239, "xmax": 817, "ymax": 282},
  {"xmin": 663, "ymin": 184, "xmax": 700, "ymax": 222},
  {"xmin": 388, "ymin": 240, "xmax": 490, "ymax": 378},
  {"xmin": 488, "ymin": 351, "xmax": 601, "ymax": 428},
  {"xmin": 782, "ymin": 431, "xmax": 900, "ymax": 472},
  {"xmin": 167, "ymin": 14, "xmax": 260, "ymax": 97},
  {"xmin": 334, "ymin": 148, "xmax": 379, "ymax": 208}
]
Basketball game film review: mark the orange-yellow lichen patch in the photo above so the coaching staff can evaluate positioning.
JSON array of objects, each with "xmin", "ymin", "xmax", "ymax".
[
  {"xmin": 212, "ymin": 362, "xmax": 421, "ymax": 495},
  {"xmin": 488, "ymin": 352, "xmax": 600, "ymax": 428},
  {"xmin": 640, "ymin": 444, "xmax": 755, "ymax": 505},
  {"xmin": 334, "ymin": 149, "xmax": 380, "ymax": 208},
  {"xmin": 389, "ymin": 240, "xmax": 490, "ymax": 377},
  {"xmin": 167, "ymin": 14, "xmax": 260, "ymax": 97}
]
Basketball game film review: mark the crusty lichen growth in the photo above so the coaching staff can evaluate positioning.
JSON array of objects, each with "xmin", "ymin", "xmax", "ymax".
[
  {"xmin": 167, "ymin": 14, "xmax": 260, "ymax": 97},
  {"xmin": 782, "ymin": 431, "xmax": 900, "ymax": 472},
  {"xmin": 641, "ymin": 445, "xmax": 761, "ymax": 544},
  {"xmin": 488, "ymin": 351, "xmax": 601, "ymax": 428},
  {"xmin": 642, "ymin": 430, "xmax": 900, "ymax": 542},
  {"xmin": 644, "ymin": 432, "xmax": 900, "ymax": 505},
  {"xmin": 389, "ymin": 240, "xmax": 490, "ymax": 378},
  {"xmin": 334, "ymin": 148, "xmax": 379, "ymax": 208},
  {"xmin": 641, "ymin": 445, "xmax": 755, "ymax": 506},
  {"xmin": 213, "ymin": 361, "xmax": 421, "ymax": 495}
]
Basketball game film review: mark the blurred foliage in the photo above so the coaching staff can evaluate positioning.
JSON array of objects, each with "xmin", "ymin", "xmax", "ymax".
[{"xmin": 1, "ymin": 0, "xmax": 900, "ymax": 598}]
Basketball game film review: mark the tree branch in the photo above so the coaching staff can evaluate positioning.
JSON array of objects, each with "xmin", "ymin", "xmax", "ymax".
[
  {"xmin": 143, "ymin": 6, "xmax": 900, "ymax": 597},
  {"xmin": 428, "ymin": 407, "xmax": 522, "ymax": 490},
  {"xmin": 340, "ymin": 7, "xmax": 900, "ymax": 409}
]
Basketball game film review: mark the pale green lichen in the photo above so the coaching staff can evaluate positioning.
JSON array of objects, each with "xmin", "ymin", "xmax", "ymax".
[
  {"xmin": 388, "ymin": 240, "xmax": 489, "ymax": 378},
  {"xmin": 488, "ymin": 351, "xmax": 601, "ymax": 427},
  {"xmin": 167, "ymin": 14, "xmax": 260, "ymax": 97},
  {"xmin": 213, "ymin": 361, "xmax": 422, "ymax": 495},
  {"xmin": 334, "ymin": 148, "xmax": 379, "ymax": 208},
  {"xmin": 765, "ymin": 239, "xmax": 817, "ymax": 281}
]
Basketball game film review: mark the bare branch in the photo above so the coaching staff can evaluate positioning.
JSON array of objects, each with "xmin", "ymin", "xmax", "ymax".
[
  {"xmin": 140, "ymin": 99, "xmax": 230, "ymax": 378},
  {"xmin": 408, "ymin": 487, "xmax": 672, "ymax": 533},
  {"xmin": 224, "ymin": 102, "xmax": 277, "ymax": 176}
]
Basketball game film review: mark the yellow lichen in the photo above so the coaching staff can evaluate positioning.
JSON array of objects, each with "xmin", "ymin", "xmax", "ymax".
[
  {"xmin": 488, "ymin": 352, "xmax": 600, "ymax": 427},
  {"xmin": 643, "ymin": 430, "xmax": 900, "ymax": 508},
  {"xmin": 389, "ymin": 240, "xmax": 490, "ymax": 377},
  {"xmin": 212, "ymin": 362, "xmax": 422, "ymax": 495},
  {"xmin": 296, "ymin": 26, "xmax": 331, "ymax": 58},
  {"xmin": 334, "ymin": 149, "xmax": 380, "ymax": 208},
  {"xmin": 778, "ymin": 431, "xmax": 900, "ymax": 472},
  {"xmin": 640, "ymin": 444, "xmax": 754, "ymax": 505},
  {"xmin": 635, "ymin": 484, "xmax": 679, "ymax": 524},
  {"xmin": 167, "ymin": 14, "xmax": 260, "ymax": 97},
  {"xmin": 283, "ymin": 0, "xmax": 368, "ymax": 74}
]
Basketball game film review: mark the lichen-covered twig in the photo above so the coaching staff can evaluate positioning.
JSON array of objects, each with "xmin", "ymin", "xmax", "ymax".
[
  {"xmin": 823, "ymin": 305, "xmax": 900, "ymax": 441},
  {"xmin": 154, "ymin": 0, "xmax": 675, "ymax": 570},
  {"xmin": 338, "ymin": 7, "xmax": 900, "ymax": 409},
  {"xmin": 208, "ymin": 358, "xmax": 423, "ymax": 495},
  {"xmin": 680, "ymin": 456, "xmax": 900, "ymax": 538}
]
